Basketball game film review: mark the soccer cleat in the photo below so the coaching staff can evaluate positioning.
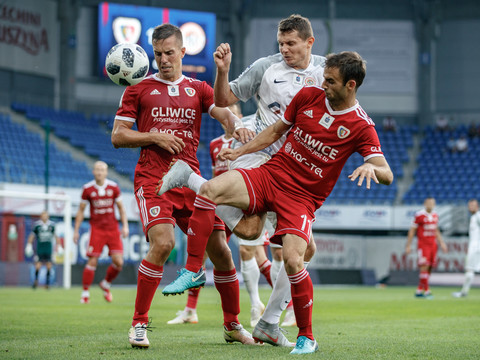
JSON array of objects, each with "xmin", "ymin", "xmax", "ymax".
[
  {"xmin": 252, "ymin": 319, "xmax": 295, "ymax": 347},
  {"xmin": 80, "ymin": 290, "xmax": 90, "ymax": 304},
  {"xmin": 452, "ymin": 291, "xmax": 467, "ymax": 298},
  {"xmin": 281, "ymin": 306, "xmax": 297, "ymax": 327},
  {"xmin": 167, "ymin": 309, "xmax": 199, "ymax": 324},
  {"xmin": 128, "ymin": 322, "xmax": 151, "ymax": 349},
  {"xmin": 290, "ymin": 336, "xmax": 319, "ymax": 355},
  {"xmin": 223, "ymin": 322, "xmax": 257, "ymax": 345},
  {"xmin": 162, "ymin": 268, "xmax": 206, "ymax": 296},
  {"xmin": 414, "ymin": 290, "xmax": 424, "ymax": 298},
  {"xmin": 156, "ymin": 159, "xmax": 194, "ymax": 196},
  {"xmin": 424, "ymin": 291, "xmax": 434, "ymax": 299},
  {"xmin": 99, "ymin": 280, "xmax": 113, "ymax": 302},
  {"xmin": 32, "ymin": 280, "xmax": 38, "ymax": 289},
  {"xmin": 250, "ymin": 302, "xmax": 265, "ymax": 328}
]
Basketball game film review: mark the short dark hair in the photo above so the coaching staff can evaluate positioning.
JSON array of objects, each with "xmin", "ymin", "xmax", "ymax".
[
  {"xmin": 152, "ymin": 24, "xmax": 183, "ymax": 47},
  {"xmin": 325, "ymin": 51, "xmax": 366, "ymax": 90},
  {"xmin": 278, "ymin": 14, "xmax": 313, "ymax": 41}
]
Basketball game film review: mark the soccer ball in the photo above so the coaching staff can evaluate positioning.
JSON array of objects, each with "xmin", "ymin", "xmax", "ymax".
[{"xmin": 105, "ymin": 43, "xmax": 149, "ymax": 86}]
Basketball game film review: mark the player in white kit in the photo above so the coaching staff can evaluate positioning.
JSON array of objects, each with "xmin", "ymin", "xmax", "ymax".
[{"xmin": 453, "ymin": 199, "xmax": 480, "ymax": 297}]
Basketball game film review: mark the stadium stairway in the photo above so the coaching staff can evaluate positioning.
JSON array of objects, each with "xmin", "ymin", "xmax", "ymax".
[{"xmin": 2, "ymin": 105, "xmax": 133, "ymax": 191}]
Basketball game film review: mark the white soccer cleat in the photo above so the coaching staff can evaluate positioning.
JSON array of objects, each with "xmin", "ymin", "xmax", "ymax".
[
  {"xmin": 80, "ymin": 290, "xmax": 90, "ymax": 304},
  {"xmin": 452, "ymin": 291, "xmax": 467, "ymax": 298},
  {"xmin": 223, "ymin": 322, "xmax": 258, "ymax": 345},
  {"xmin": 99, "ymin": 280, "xmax": 113, "ymax": 302},
  {"xmin": 128, "ymin": 323, "xmax": 150, "ymax": 349},
  {"xmin": 250, "ymin": 302, "xmax": 265, "ymax": 328},
  {"xmin": 252, "ymin": 319, "xmax": 295, "ymax": 347},
  {"xmin": 281, "ymin": 306, "xmax": 297, "ymax": 327},
  {"xmin": 156, "ymin": 159, "xmax": 194, "ymax": 196},
  {"xmin": 167, "ymin": 309, "xmax": 199, "ymax": 324}
]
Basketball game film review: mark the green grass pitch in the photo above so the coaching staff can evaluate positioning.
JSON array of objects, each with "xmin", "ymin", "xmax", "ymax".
[{"xmin": 1, "ymin": 285, "xmax": 479, "ymax": 359}]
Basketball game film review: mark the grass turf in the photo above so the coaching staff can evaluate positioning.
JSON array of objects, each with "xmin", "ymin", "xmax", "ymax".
[{"xmin": 1, "ymin": 285, "xmax": 479, "ymax": 359}]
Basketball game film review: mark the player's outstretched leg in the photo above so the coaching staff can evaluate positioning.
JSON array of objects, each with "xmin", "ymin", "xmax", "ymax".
[
  {"xmin": 252, "ymin": 319, "xmax": 295, "ymax": 347},
  {"xmin": 156, "ymin": 159, "xmax": 194, "ymax": 196},
  {"xmin": 162, "ymin": 268, "xmax": 206, "ymax": 296},
  {"xmin": 290, "ymin": 336, "xmax": 319, "ymax": 355}
]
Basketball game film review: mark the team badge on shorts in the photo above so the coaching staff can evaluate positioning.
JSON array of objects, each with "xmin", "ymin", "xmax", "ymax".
[
  {"xmin": 185, "ymin": 88, "xmax": 196, "ymax": 96},
  {"xmin": 337, "ymin": 125, "xmax": 350, "ymax": 139},
  {"xmin": 149, "ymin": 206, "xmax": 160, "ymax": 217}
]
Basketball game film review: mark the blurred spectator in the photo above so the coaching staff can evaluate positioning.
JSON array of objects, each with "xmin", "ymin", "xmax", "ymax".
[
  {"xmin": 382, "ymin": 115, "xmax": 397, "ymax": 132},
  {"xmin": 446, "ymin": 137, "xmax": 457, "ymax": 153},
  {"xmin": 435, "ymin": 114, "xmax": 450, "ymax": 132},
  {"xmin": 468, "ymin": 122, "xmax": 480, "ymax": 138},
  {"xmin": 456, "ymin": 135, "xmax": 468, "ymax": 152}
]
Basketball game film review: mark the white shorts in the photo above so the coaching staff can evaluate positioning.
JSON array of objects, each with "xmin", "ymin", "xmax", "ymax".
[
  {"xmin": 229, "ymin": 143, "xmax": 271, "ymax": 171},
  {"xmin": 237, "ymin": 230, "xmax": 269, "ymax": 247}
]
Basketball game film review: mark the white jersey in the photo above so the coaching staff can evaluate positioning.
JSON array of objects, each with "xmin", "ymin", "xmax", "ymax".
[
  {"xmin": 230, "ymin": 53, "xmax": 325, "ymax": 155},
  {"xmin": 469, "ymin": 211, "xmax": 480, "ymax": 250}
]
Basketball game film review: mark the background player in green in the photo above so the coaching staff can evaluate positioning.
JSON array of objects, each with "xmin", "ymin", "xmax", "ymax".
[{"xmin": 25, "ymin": 211, "xmax": 63, "ymax": 289}]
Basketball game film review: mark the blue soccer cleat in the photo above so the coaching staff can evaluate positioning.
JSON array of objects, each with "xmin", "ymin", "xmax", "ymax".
[
  {"xmin": 162, "ymin": 268, "xmax": 206, "ymax": 296},
  {"xmin": 290, "ymin": 336, "xmax": 319, "ymax": 355}
]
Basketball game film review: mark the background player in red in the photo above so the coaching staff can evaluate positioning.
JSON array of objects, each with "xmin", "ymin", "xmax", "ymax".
[
  {"xmin": 158, "ymin": 51, "xmax": 393, "ymax": 354},
  {"xmin": 406, "ymin": 197, "xmax": 448, "ymax": 298},
  {"xmin": 73, "ymin": 161, "xmax": 129, "ymax": 304},
  {"xmin": 111, "ymin": 24, "xmax": 255, "ymax": 349}
]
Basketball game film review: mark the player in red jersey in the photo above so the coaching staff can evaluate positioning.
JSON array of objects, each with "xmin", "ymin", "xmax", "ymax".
[
  {"xmin": 73, "ymin": 161, "xmax": 129, "ymax": 304},
  {"xmin": 405, "ymin": 197, "xmax": 447, "ymax": 298},
  {"xmin": 158, "ymin": 51, "xmax": 393, "ymax": 354},
  {"xmin": 110, "ymin": 24, "xmax": 255, "ymax": 349}
]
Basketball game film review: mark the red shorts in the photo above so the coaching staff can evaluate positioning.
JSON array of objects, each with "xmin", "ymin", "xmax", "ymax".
[
  {"xmin": 417, "ymin": 243, "xmax": 438, "ymax": 267},
  {"xmin": 236, "ymin": 167, "xmax": 314, "ymax": 245},
  {"xmin": 135, "ymin": 183, "xmax": 225, "ymax": 240},
  {"xmin": 87, "ymin": 226, "xmax": 123, "ymax": 257}
]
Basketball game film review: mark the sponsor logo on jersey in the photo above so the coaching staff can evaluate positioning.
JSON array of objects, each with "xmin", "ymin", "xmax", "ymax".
[
  {"xmin": 319, "ymin": 113, "xmax": 335, "ymax": 129},
  {"xmin": 168, "ymin": 85, "xmax": 179, "ymax": 96},
  {"xmin": 185, "ymin": 87, "xmax": 196, "ymax": 96},
  {"xmin": 149, "ymin": 206, "xmax": 160, "ymax": 217},
  {"xmin": 107, "ymin": 189, "xmax": 113, "ymax": 197},
  {"xmin": 337, "ymin": 126, "xmax": 350, "ymax": 139},
  {"xmin": 371, "ymin": 146, "xmax": 382, "ymax": 152},
  {"xmin": 293, "ymin": 127, "xmax": 339, "ymax": 161},
  {"xmin": 150, "ymin": 89, "xmax": 161, "ymax": 95},
  {"xmin": 304, "ymin": 77, "xmax": 316, "ymax": 86},
  {"xmin": 303, "ymin": 110, "xmax": 313, "ymax": 118},
  {"xmin": 91, "ymin": 192, "xmax": 97, "ymax": 197},
  {"xmin": 151, "ymin": 107, "xmax": 196, "ymax": 120},
  {"xmin": 273, "ymin": 79, "xmax": 287, "ymax": 84},
  {"xmin": 294, "ymin": 74, "xmax": 304, "ymax": 85}
]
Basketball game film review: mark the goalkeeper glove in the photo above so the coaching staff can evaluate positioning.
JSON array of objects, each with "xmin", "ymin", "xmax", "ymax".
[{"xmin": 25, "ymin": 243, "xmax": 34, "ymax": 257}]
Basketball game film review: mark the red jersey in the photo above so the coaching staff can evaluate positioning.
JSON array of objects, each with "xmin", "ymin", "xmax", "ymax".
[
  {"xmin": 81, "ymin": 179, "xmax": 121, "ymax": 231},
  {"xmin": 264, "ymin": 85, "xmax": 383, "ymax": 209},
  {"xmin": 115, "ymin": 74, "xmax": 215, "ymax": 186},
  {"xmin": 210, "ymin": 135, "xmax": 234, "ymax": 177},
  {"xmin": 412, "ymin": 210, "xmax": 439, "ymax": 247}
]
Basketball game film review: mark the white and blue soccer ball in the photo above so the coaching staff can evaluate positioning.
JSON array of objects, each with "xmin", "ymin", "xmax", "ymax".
[{"xmin": 105, "ymin": 43, "xmax": 149, "ymax": 86}]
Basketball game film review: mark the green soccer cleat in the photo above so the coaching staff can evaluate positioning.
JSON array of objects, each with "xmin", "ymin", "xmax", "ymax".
[
  {"xmin": 162, "ymin": 268, "xmax": 206, "ymax": 296},
  {"xmin": 290, "ymin": 336, "xmax": 319, "ymax": 355}
]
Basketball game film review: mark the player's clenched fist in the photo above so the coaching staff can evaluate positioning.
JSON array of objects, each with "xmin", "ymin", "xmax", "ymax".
[
  {"xmin": 154, "ymin": 133, "xmax": 185, "ymax": 155},
  {"xmin": 213, "ymin": 43, "xmax": 232, "ymax": 71}
]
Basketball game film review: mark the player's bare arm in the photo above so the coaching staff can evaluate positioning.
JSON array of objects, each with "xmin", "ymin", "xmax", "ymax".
[
  {"xmin": 111, "ymin": 119, "xmax": 185, "ymax": 154},
  {"xmin": 218, "ymin": 119, "xmax": 289, "ymax": 161},
  {"xmin": 405, "ymin": 227, "xmax": 417, "ymax": 254},
  {"xmin": 210, "ymin": 107, "xmax": 254, "ymax": 144},
  {"xmin": 436, "ymin": 228, "xmax": 448, "ymax": 253},
  {"xmin": 348, "ymin": 156, "xmax": 393, "ymax": 189},
  {"xmin": 213, "ymin": 43, "xmax": 239, "ymax": 107},
  {"xmin": 73, "ymin": 202, "xmax": 87, "ymax": 244},
  {"xmin": 116, "ymin": 199, "xmax": 129, "ymax": 238}
]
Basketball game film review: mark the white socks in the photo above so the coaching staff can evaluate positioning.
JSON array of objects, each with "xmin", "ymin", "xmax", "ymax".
[
  {"xmin": 241, "ymin": 257, "xmax": 262, "ymax": 307},
  {"xmin": 187, "ymin": 173, "xmax": 207, "ymax": 193},
  {"xmin": 270, "ymin": 259, "xmax": 283, "ymax": 285},
  {"xmin": 261, "ymin": 261, "xmax": 310, "ymax": 324},
  {"xmin": 462, "ymin": 270, "xmax": 475, "ymax": 295}
]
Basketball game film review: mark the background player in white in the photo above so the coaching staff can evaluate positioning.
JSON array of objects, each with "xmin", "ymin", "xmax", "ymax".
[
  {"xmin": 25, "ymin": 211, "xmax": 62, "ymax": 289},
  {"xmin": 73, "ymin": 161, "xmax": 129, "ymax": 304},
  {"xmin": 158, "ymin": 51, "xmax": 393, "ymax": 354},
  {"xmin": 159, "ymin": 14, "xmax": 323, "ymax": 339},
  {"xmin": 111, "ymin": 24, "xmax": 255, "ymax": 349},
  {"xmin": 453, "ymin": 199, "xmax": 480, "ymax": 297}
]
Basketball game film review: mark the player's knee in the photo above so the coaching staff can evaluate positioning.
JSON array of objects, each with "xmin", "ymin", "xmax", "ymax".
[
  {"xmin": 198, "ymin": 181, "xmax": 218, "ymax": 202},
  {"xmin": 149, "ymin": 238, "xmax": 175, "ymax": 258},
  {"xmin": 283, "ymin": 255, "xmax": 303, "ymax": 275},
  {"xmin": 239, "ymin": 245, "xmax": 255, "ymax": 260},
  {"xmin": 233, "ymin": 223, "xmax": 262, "ymax": 240}
]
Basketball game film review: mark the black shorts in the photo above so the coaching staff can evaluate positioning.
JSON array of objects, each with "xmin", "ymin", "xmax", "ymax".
[{"xmin": 35, "ymin": 253, "xmax": 53, "ymax": 263}]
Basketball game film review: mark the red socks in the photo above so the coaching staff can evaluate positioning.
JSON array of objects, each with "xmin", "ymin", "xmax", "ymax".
[
  {"xmin": 82, "ymin": 265, "xmax": 96, "ymax": 290},
  {"xmin": 132, "ymin": 259, "xmax": 163, "ymax": 325},
  {"xmin": 186, "ymin": 287, "xmax": 202, "ymax": 309},
  {"xmin": 288, "ymin": 268, "xmax": 314, "ymax": 340},
  {"xmin": 185, "ymin": 196, "xmax": 217, "ymax": 273},
  {"xmin": 259, "ymin": 259, "xmax": 273, "ymax": 287},
  {"xmin": 214, "ymin": 268, "xmax": 240, "ymax": 329},
  {"xmin": 419, "ymin": 270, "xmax": 430, "ymax": 292},
  {"xmin": 105, "ymin": 263, "xmax": 122, "ymax": 283}
]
